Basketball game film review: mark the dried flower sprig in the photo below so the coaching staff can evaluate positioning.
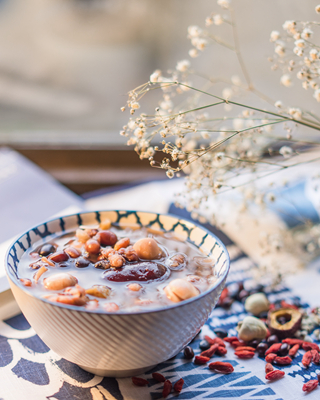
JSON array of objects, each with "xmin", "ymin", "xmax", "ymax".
[{"xmin": 120, "ymin": 1, "xmax": 320, "ymax": 282}]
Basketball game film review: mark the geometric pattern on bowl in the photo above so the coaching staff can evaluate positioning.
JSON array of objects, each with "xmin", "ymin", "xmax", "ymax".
[{"xmin": 6, "ymin": 210, "xmax": 230, "ymax": 377}]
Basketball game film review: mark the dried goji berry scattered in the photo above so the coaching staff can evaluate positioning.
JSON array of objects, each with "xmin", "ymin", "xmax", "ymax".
[
  {"xmin": 204, "ymin": 336, "xmax": 226, "ymax": 347},
  {"xmin": 208, "ymin": 361, "xmax": 234, "ymax": 374},
  {"xmin": 219, "ymin": 287, "xmax": 229, "ymax": 301},
  {"xmin": 224, "ymin": 336, "xmax": 239, "ymax": 343},
  {"xmin": 265, "ymin": 363, "xmax": 274, "ymax": 373},
  {"xmin": 289, "ymin": 344, "xmax": 299, "ymax": 357},
  {"xmin": 230, "ymin": 340, "xmax": 244, "ymax": 348},
  {"xmin": 266, "ymin": 343, "xmax": 282, "ymax": 356},
  {"xmin": 162, "ymin": 380, "xmax": 172, "ymax": 398},
  {"xmin": 265, "ymin": 370, "xmax": 285, "ymax": 381},
  {"xmin": 173, "ymin": 378, "xmax": 184, "ymax": 393},
  {"xmin": 265, "ymin": 353, "xmax": 277, "ymax": 363},
  {"xmin": 302, "ymin": 351, "xmax": 313, "ymax": 367},
  {"xmin": 236, "ymin": 346, "xmax": 256, "ymax": 352},
  {"xmin": 282, "ymin": 338, "xmax": 303, "ymax": 347},
  {"xmin": 194, "ymin": 355, "xmax": 210, "ymax": 365},
  {"xmin": 274, "ymin": 356, "xmax": 292, "ymax": 365},
  {"xmin": 201, "ymin": 344, "xmax": 219, "ymax": 358},
  {"xmin": 311, "ymin": 349, "xmax": 320, "ymax": 364},
  {"xmin": 216, "ymin": 346, "xmax": 228, "ymax": 355},
  {"xmin": 302, "ymin": 379, "xmax": 319, "ymax": 393},
  {"xmin": 234, "ymin": 350, "xmax": 255, "ymax": 359},
  {"xmin": 152, "ymin": 372, "xmax": 166, "ymax": 382},
  {"xmin": 302, "ymin": 342, "xmax": 320, "ymax": 352},
  {"xmin": 132, "ymin": 377, "xmax": 149, "ymax": 386}
]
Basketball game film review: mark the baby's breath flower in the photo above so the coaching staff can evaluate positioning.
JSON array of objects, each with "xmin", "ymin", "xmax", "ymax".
[
  {"xmin": 275, "ymin": 100, "xmax": 283, "ymax": 108},
  {"xmin": 301, "ymin": 28, "xmax": 313, "ymax": 39},
  {"xmin": 192, "ymin": 37, "xmax": 208, "ymax": 51},
  {"xmin": 213, "ymin": 14, "xmax": 224, "ymax": 25},
  {"xmin": 282, "ymin": 20, "xmax": 296, "ymax": 32},
  {"xmin": 294, "ymin": 39, "xmax": 305, "ymax": 48},
  {"xmin": 293, "ymin": 47, "xmax": 303, "ymax": 57},
  {"xmin": 270, "ymin": 30, "xmax": 280, "ymax": 42},
  {"xmin": 222, "ymin": 87, "xmax": 232, "ymax": 99},
  {"xmin": 188, "ymin": 25, "xmax": 202, "ymax": 38},
  {"xmin": 166, "ymin": 169, "xmax": 175, "ymax": 179},
  {"xmin": 280, "ymin": 74, "xmax": 292, "ymax": 87},
  {"xmin": 176, "ymin": 60, "xmax": 190, "ymax": 72},
  {"xmin": 315, "ymin": 4, "xmax": 320, "ymax": 13},
  {"xmin": 314, "ymin": 89, "xmax": 320, "ymax": 102},
  {"xmin": 217, "ymin": 0, "xmax": 230, "ymax": 9},
  {"xmin": 233, "ymin": 118, "xmax": 244, "ymax": 130},
  {"xmin": 275, "ymin": 45, "xmax": 285, "ymax": 57},
  {"xmin": 205, "ymin": 16, "xmax": 214, "ymax": 26},
  {"xmin": 130, "ymin": 101, "xmax": 140, "ymax": 110},
  {"xmin": 279, "ymin": 145, "xmax": 293, "ymax": 157},
  {"xmin": 231, "ymin": 75, "xmax": 241, "ymax": 86},
  {"xmin": 288, "ymin": 107, "xmax": 302, "ymax": 120},
  {"xmin": 309, "ymin": 49, "xmax": 318, "ymax": 60},
  {"xmin": 150, "ymin": 70, "xmax": 162, "ymax": 83},
  {"xmin": 189, "ymin": 48, "xmax": 199, "ymax": 58}
]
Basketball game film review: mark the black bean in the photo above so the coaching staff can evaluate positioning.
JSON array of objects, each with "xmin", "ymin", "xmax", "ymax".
[
  {"xmin": 267, "ymin": 334, "xmax": 279, "ymax": 346},
  {"xmin": 39, "ymin": 244, "xmax": 56, "ymax": 257},
  {"xmin": 75, "ymin": 257, "xmax": 90, "ymax": 268},
  {"xmin": 59, "ymin": 263, "xmax": 68, "ymax": 268},
  {"xmin": 256, "ymin": 342, "xmax": 268, "ymax": 356},
  {"xmin": 278, "ymin": 343, "xmax": 289, "ymax": 356},
  {"xmin": 238, "ymin": 290, "xmax": 250, "ymax": 302},
  {"xmin": 214, "ymin": 328, "xmax": 228, "ymax": 339},
  {"xmin": 248, "ymin": 339, "xmax": 261, "ymax": 348},
  {"xmin": 183, "ymin": 346, "xmax": 194, "ymax": 359},
  {"xmin": 220, "ymin": 297, "xmax": 233, "ymax": 309},
  {"xmin": 199, "ymin": 340, "xmax": 210, "ymax": 350}
]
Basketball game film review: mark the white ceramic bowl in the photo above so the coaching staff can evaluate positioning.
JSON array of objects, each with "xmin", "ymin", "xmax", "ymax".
[{"xmin": 6, "ymin": 210, "xmax": 230, "ymax": 377}]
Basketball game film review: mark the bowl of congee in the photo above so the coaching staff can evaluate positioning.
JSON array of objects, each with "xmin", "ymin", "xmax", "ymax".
[{"xmin": 5, "ymin": 210, "xmax": 230, "ymax": 377}]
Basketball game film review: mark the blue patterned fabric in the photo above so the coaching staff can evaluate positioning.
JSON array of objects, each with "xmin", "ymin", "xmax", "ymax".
[{"xmin": 0, "ymin": 207, "xmax": 319, "ymax": 399}]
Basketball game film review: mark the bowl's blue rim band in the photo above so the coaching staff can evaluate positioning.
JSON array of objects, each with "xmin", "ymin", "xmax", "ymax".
[{"xmin": 5, "ymin": 209, "xmax": 230, "ymax": 315}]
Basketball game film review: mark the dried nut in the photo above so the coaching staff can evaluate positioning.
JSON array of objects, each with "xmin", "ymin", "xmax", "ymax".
[
  {"xmin": 164, "ymin": 279, "xmax": 199, "ymax": 303},
  {"xmin": 167, "ymin": 253, "xmax": 187, "ymax": 270},
  {"xmin": 76, "ymin": 228, "xmax": 90, "ymax": 243},
  {"xmin": 237, "ymin": 316, "xmax": 268, "ymax": 341},
  {"xmin": 268, "ymin": 308, "xmax": 302, "ymax": 339},
  {"xmin": 85, "ymin": 285, "xmax": 111, "ymax": 298},
  {"xmin": 85, "ymin": 239, "xmax": 100, "ymax": 254},
  {"xmin": 64, "ymin": 247, "xmax": 81, "ymax": 258},
  {"xmin": 127, "ymin": 283, "xmax": 142, "ymax": 291},
  {"xmin": 114, "ymin": 238, "xmax": 130, "ymax": 251},
  {"xmin": 133, "ymin": 238, "xmax": 161, "ymax": 260},
  {"xmin": 98, "ymin": 231, "xmax": 118, "ymax": 247},
  {"xmin": 44, "ymin": 273, "xmax": 78, "ymax": 291},
  {"xmin": 109, "ymin": 253, "xmax": 125, "ymax": 268},
  {"xmin": 244, "ymin": 293, "xmax": 269, "ymax": 316}
]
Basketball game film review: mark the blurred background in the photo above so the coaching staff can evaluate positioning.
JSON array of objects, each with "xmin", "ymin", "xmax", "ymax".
[{"xmin": 0, "ymin": 0, "xmax": 317, "ymax": 194}]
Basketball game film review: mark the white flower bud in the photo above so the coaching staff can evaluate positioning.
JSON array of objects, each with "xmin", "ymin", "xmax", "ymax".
[
  {"xmin": 270, "ymin": 30, "xmax": 280, "ymax": 42},
  {"xmin": 176, "ymin": 60, "xmax": 190, "ymax": 72},
  {"xmin": 280, "ymin": 74, "xmax": 292, "ymax": 87}
]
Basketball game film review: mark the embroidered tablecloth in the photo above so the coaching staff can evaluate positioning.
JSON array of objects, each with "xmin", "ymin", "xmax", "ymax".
[{"xmin": 1, "ymin": 205, "xmax": 319, "ymax": 400}]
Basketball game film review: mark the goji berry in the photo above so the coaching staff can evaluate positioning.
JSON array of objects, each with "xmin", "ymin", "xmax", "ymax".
[
  {"xmin": 219, "ymin": 287, "xmax": 229, "ymax": 301},
  {"xmin": 201, "ymin": 344, "xmax": 219, "ymax": 358},
  {"xmin": 265, "ymin": 363, "xmax": 274, "ymax": 373},
  {"xmin": 162, "ymin": 380, "xmax": 172, "ymax": 398},
  {"xmin": 302, "ymin": 379, "xmax": 319, "ymax": 393},
  {"xmin": 224, "ymin": 336, "xmax": 239, "ymax": 343},
  {"xmin": 265, "ymin": 370, "xmax": 285, "ymax": 380},
  {"xmin": 208, "ymin": 361, "xmax": 234, "ymax": 373},
  {"xmin": 282, "ymin": 338, "xmax": 303, "ymax": 346},
  {"xmin": 216, "ymin": 346, "xmax": 228, "ymax": 355},
  {"xmin": 274, "ymin": 356, "xmax": 292, "ymax": 365},
  {"xmin": 234, "ymin": 350, "xmax": 255, "ymax": 359},
  {"xmin": 311, "ymin": 349, "xmax": 320, "ymax": 364},
  {"xmin": 132, "ymin": 377, "xmax": 149, "ymax": 386},
  {"xmin": 205, "ymin": 336, "xmax": 226, "ymax": 347},
  {"xmin": 302, "ymin": 351, "xmax": 313, "ymax": 367},
  {"xmin": 289, "ymin": 344, "xmax": 299, "ymax": 357},
  {"xmin": 152, "ymin": 372, "xmax": 166, "ymax": 382},
  {"xmin": 173, "ymin": 378, "xmax": 184, "ymax": 393},
  {"xmin": 266, "ymin": 343, "xmax": 282, "ymax": 356},
  {"xmin": 236, "ymin": 346, "xmax": 256, "ymax": 352},
  {"xmin": 194, "ymin": 355, "xmax": 210, "ymax": 365},
  {"xmin": 265, "ymin": 353, "xmax": 277, "ymax": 363},
  {"xmin": 302, "ymin": 342, "xmax": 320, "ymax": 352},
  {"xmin": 230, "ymin": 340, "xmax": 244, "ymax": 348}
]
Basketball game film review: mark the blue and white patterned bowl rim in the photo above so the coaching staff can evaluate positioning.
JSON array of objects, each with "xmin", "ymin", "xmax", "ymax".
[{"xmin": 5, "ymin": 210, "xmax": 230, "ymax": 315}]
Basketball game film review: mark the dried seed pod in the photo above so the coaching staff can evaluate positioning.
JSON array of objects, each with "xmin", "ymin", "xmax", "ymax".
[
  {"xmin": 164, "ymin": 279, "xmax": 199, "ymax": 303},
  {"xmin": 268, "ymin": 308, "xmax": 302, "ymax": 339},
  {"xmin": 85, "ymin": 285, "xmax": 111, "ymax": 298},
  {"xmin": 244, "ymin": 293, "xmax": 269, "ymax": 316},
  {"xmin": 237, "ymin": 316, "xmax": 268, "ymax": 341},
  {"xmin": 43, "ymin": 273, "xmax": 78, "ymax": 291}
]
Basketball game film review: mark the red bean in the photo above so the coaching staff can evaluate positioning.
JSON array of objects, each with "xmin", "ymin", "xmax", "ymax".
[
  {"xmin": 98, "ymin": 231, "xmax": 118, "ymax": 246},
  {"xmin": 48, "ymin": 251, "xmax": 69, "ymax": 263}
]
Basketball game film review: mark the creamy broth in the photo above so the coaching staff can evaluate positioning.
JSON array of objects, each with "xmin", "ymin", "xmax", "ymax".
[{"xmin": 18, "ymin": 222, "xmax": 217, "ymax": 312}]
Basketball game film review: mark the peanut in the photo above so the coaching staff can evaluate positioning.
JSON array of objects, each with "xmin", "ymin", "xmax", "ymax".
[{"xmin": 44, "ymin": 273, "xmax": 78, "ymax": 291}]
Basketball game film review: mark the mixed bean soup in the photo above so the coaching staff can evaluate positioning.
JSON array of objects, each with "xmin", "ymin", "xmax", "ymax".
[{"xmin": 18, "ymin": 220, "xmax": 217, "ymax": 312}]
